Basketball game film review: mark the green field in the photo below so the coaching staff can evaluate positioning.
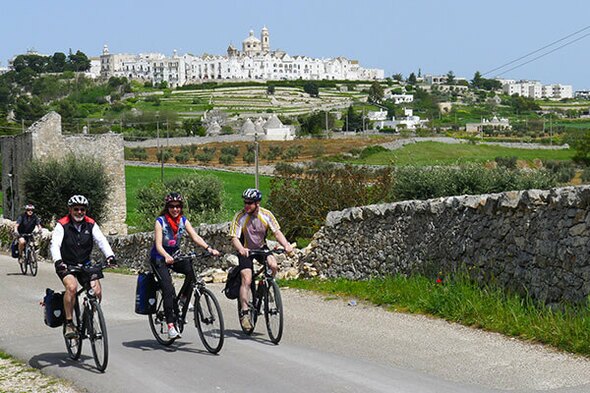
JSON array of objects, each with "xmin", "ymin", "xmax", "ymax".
[
  {"xmin": 125, "ymin": 165, "xmax": 271, "ymax": 229},
  {"xmin": 338, "ymin": 142, "xmax": 575, "ymax": 166}
]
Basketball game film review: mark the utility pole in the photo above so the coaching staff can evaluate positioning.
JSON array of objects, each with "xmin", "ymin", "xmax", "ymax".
[
  {"xmin": 21, "ymin": 119, "xmax": 25, "ymax": 133},
  {"xmin": 254, "ymin": 133, "xmax": 259, "ymax": 189},
  {"xmin": 156, "ymin": 114, "xmax": 163, "ymax": 182}
]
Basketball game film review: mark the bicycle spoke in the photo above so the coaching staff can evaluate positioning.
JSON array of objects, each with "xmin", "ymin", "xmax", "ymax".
[
  {"xmin": 148, "ymin": 289, "xmax": 175, "ymax": 346},
  {"xmin": 89, "ymin": 301, "xmax": 109, "ymax": 372},
  {"xmin": 265, "ymin": 280, "xmax": 284, "ymax": 344}
]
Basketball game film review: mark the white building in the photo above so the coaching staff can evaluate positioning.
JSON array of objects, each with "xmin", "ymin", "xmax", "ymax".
[
  {"xmin": 375, "ymin": 108, "xmax": 428, "ymax": 130},
  {"xmin": 100, "ymin": 27, "xmax": 384, "ymax": 86},
  {"xmin": 385, "ymin": 93, "xmax": 414, "ymax": 104},
  {"xmin": 500, "ymin": 80, "xmax": 573, "ymax": 100}
]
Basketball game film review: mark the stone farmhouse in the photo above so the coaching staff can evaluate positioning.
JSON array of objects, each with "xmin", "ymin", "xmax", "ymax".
[{"xmin": 99, "ymin": 27, "xmax": 384, "ymax": 87}]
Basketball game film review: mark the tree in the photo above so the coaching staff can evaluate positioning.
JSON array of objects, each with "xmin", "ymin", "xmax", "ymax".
[
  {"xmin": 183, "ymin": 118, "xmax": 205, "ymax": 136},
  {"xmin": 471, "ymin": 71, "xmax": 483, "ymax": 88},
  {"xmin": 49, "ymin": 52, "xmax": 67, "ymax": 72},
  {"xmin": 267, "ymin": 84, "xmax": 275, "ymax": 95},
  {"xmin": 67, "ymin": 50, "xmax": 91, "ymax": 72},
  {"xmin": 303, "ymin": 81, "xmax": 319, "ymax": 97},
  {"xmin": 392, "ymin": 73, "xmax": 403, "ymax": 82},
  {"xmin": 342, "ymin": 106, "xmax": 363, "ymax": 131},
  {"xmin": 446, "ymin": 70, "xmax": 456, "ymax": 85},
  {"xmin": 23, "ymin": 155, "xmax": 111, "ymax": 224},
  {"xmin": 407, "ymin": 72, "xmax": 417, "ymax": 85},
  {"xmin": 14, "ymin": 96, "xmax": 46, "ymax": 122},
  {"xmin": 368, "ymin": 81, "xmax": 384, "ymax": 103}
]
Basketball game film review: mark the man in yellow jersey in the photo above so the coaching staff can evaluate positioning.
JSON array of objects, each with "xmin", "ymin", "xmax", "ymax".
[{"xmin": 229, "ymin": 188, "xmax": 293, "ymax": 330}]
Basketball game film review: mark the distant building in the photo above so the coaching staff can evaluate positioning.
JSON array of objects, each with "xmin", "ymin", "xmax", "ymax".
[
  {"xmin": 100, "ymin": 27, "xmax": 384, "ymax": 87},
  {"xmin": 423, "ymin": 74, "xmax": 468, "ymax": 85},
  {"xmin": 385, "ymin": 93, "xmax": 414, "ymax": 104},
  {"xmin": 575, "ymin": 90, "xmax": 590, "ymax": 100},
  {"xmin": 376, "ymin": 108, "xmax": 428, "ymax": 130},
  {"xmin": 465, "ymin": 116, "xmax": 511, "ymax": 133},
  {"xmin": 499, "ymin": 79, "xmax": 573, "ymax": 100}
]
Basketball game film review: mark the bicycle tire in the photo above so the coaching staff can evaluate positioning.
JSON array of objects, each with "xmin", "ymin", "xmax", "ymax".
[
  {"xmin": 237, "ymin": 281, "xmax": 257, "ymax": 335},
  {"xmin": 264, "ymin": 280, "xmax": 284, "ymax": 344},
  {"xmin": 194, "ymin": 287, "xmax": 224, "ymax": 354},
  {"xmin": 19, "ymin": 248, "xmax": 27, "ymax": 275},
  {"xmin": 64, "ymin": 301, "xmax": 82, "ymax": 360},
  {"xmin": 148, "ymin": 289, "xmax": 175, "ymax": 346},
  {"xmin": 88, "ymin": 300, "xmax": 109, "ymax": 372},
  {"xmin": 29, "ymin": 245, "xmax": 38, "ymax": 276}
]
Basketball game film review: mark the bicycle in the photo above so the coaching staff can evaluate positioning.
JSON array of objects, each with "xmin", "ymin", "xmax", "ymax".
[
  {"xmin": 237, "ymin": 248, "xmax": 285, "ymax": 344},
  {"xmin": 63, "ymin": 261, "xmax": 110, "ymax": 372},
  {"xmin": 19, "ymin": 233, "xmax": 38, "ymax": 276},
  {"xmin": 148, "ymin": 252, "xmax": 225, "ymax": 354}
]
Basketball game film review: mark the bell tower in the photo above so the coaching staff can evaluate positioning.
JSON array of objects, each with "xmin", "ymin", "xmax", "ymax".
[{"xmin": 261, "ymin": 26, "xmax": 270, "ymax": 52}]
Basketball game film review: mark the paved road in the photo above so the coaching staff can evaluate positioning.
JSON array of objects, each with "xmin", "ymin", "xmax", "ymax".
[{"xmin": 1, "ymin": 254, "xmax": 590, "ymax": 393}]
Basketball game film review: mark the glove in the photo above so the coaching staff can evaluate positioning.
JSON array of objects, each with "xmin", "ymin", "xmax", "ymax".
[
  {"xmin": 54, "ymin": 260, "xmax": 67, "ymax": 274},
  {"xmin": 106, "ymin": 256, "xmax": 117, "ymax": 267}
]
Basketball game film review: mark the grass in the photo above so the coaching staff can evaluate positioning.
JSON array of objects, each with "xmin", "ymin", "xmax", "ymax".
[
  {"xmin": 125, "ymin": 165, "xmax": 271, "ymax": 229},
  {"xmin": 334, "ymin": 141, "xmax": 575, "ymax": 166},
  {"xmin": 282, "ymin": 275, "xmax": 590, "ymax": 356}
]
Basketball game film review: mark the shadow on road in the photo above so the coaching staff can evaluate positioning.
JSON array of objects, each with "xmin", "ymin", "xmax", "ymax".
[
  {"xmin": 121, "ymin": 339, "xmax": 216, "ymax": 356},
  {"xmin": 224, "ymin": 329, "xmax": 277, "ymax": 346},
  {"xmin": 29, "ymin": 352, "xmax": 103, "ymax": 374}
]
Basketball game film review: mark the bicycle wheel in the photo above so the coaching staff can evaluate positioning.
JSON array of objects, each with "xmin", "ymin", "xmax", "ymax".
[
  {"xmin": 19, "ymin": 248, "xmax": 27, "ymax": 275},
  {"xmin": 237, "ymin": 281, "xmax": 256, "ymax": 335},
  {"xmin": 148, "ymin": 289, "xmax": 175, "ymax": 346},
  {"xmin": 194, "ymin": 287, "xmax": 224, "ymax": 354},
  {"xmin": 264, "ymin": 280, "xmax": 284, "ymax": 344},
  {"xmin": 88, "ymin": 300, "xmax": 109, "ymax": 372},
  {"xmin": 28, "ymin": 246, "xmax": 38, "ymax": 277},
  {"xmin": 64, "ymin": 302, "xmax": 82, "ymax": 360}
]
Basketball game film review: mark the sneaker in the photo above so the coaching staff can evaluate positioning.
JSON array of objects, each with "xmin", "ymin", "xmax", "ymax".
[
  {"xmin": 64, "ymin": 323, "xmax": 78, "ymax": 339},
  {"xmin": 168, "ymin": 324, "xmax": 181, "ymax": 340},
  {"xmin": 240, "ymin": 312, "xmax": 253, "ymax": 330},
  {"xmin": 188, "ymin": 302, "xmax": 194, "ymax": 312}
]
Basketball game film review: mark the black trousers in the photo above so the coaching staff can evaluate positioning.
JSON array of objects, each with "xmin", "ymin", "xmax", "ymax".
[{"xmin": 150, "ymin": 258, "xmax": 196, "ymax": 323}]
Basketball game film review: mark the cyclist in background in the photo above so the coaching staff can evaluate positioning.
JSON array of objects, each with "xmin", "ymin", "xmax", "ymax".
[
  {"xmin": 150, "ymin": 192, "xmax": 220, "ymax": 340},
  {"xmin": 229, "ymin": 188, "xmax": 293, "ymax": 330},
  {"xmin": 50, "ymin": 195, "xmax": 115, "ymax": 339},
  {"xmin": 14, "ymin": 204, "xmax": 42, "ymax": 265}
]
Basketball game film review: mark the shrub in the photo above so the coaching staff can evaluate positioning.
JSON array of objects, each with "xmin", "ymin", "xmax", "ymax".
[
  {"xmin": 23, "ymin": 155, "xmax": 111, "ymax": 224},
  {"xmin": 136, "ymin": 174, "xmax": 224, "ymax": 231},
  {"xmin": 390, "ymin": 165, "xmax": 559, "ymax": 202},
  {"xmin": 494, "ymin": 156, "xmax": 518, "ymax": 169},
  {"xmin": 281, "ymin": 145, "xmax": 303, "ymax": 161},
  {"xmin": 195, "ymin": 152, "xmax": 214, "ymax": 163},
  {"xmin": 220, "ymin": 146, "xmax": 239, "ymax": 157},
  {"xmin": 544, "ymin": 160, "xmax": 575, "ymax": 184},
  {"xmin": 175, "ymin": 151, "xmax": 190, "ymax": 164},
  {"xmin": 360, "ymin": 145, "xmax": 388, "ymax": 159},
  {"xmin": 157, "ymin": 148, "xmax": 173, "ymax": 162},
  {"xmin": 269, "ymin": 162, "xmax": 393, "ymax": 239},
  {"xmin": 264, "ymin": 145, "xmax": 283, "ymax": 162},
  {"xmin": 243, "ymin": 150, "xmax": 256, "ymax": 165},
  {"xmin": 219, "ymin": 154, "xmax": 235, "ymax": 165}
]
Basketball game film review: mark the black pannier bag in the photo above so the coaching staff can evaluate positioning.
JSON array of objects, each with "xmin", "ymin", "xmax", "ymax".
[
  {"xmin": 223, "ymin": 266, "xmax": 241, "ymax": 300},
  {"xmin": 11, "ymin": 239, "xmax": 19, "ymax": 258},
  {"xmin": 135, "ymin": 272, "xmax": 157, "ymax": 315},
  {"xmin": 43, "ymin": 288, "xmax": 65, "ymax": 328}
]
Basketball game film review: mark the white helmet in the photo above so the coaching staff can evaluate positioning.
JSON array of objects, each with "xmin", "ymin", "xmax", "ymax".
[
  {"xmin": 67, "ymin": 195, "xmax": 89, "ymax": 207},
  {"xmin": 242, "ymin": 188, "xmax": 262, "ymax": 201}
]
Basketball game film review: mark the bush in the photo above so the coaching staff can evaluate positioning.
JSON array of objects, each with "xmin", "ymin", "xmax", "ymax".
[
  {"xmin": 390, "ymin": 165, "xmax": 559, "ymax": 202},
  {"xmin": 219, "ymin": 154, "xmax": 235, "ymax": 165},
  {"xmin": 544, "ymin": 160, "xmax": 575, "ymax": 184},
  {"xmin": 23, "ymin": 155, "xmax": 111, "ymax": 224},
  {"xmin": 243, "ymin": 150, "xmax": 256, "ymax": 165},
  {"xmin": 136, "ymin": 174, "xmax": 224, "ymax": 231},
  {"xmin": 264, "ymin": 145, "xmax": 283, "ymax": 162},
  {"xmin": 360, "ymin": 145, "xmax": 388, "ymax": 159},
  {"xmin": 269, "ymin": 162, "xmax": 393, "ymax": 239},
  {"xmin": 157, "ymin": 148, "xmax": 173, "ymax": 162},
  {"xmin": 175, "ymin": 151, "xmax": 191, "ymax": 164},
  {"xmin": 494, "ymin": 156, "xmax": 518, "ymax": 169},
  {"xmin": 220, "ymin": 146, "xmax": 239, "ymax": 157},
  {"xmin": 195, "ymin": 152, "xmax": 214, "ymax": 163}
]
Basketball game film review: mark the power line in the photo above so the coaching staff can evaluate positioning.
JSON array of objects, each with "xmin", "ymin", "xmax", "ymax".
[
  {"xmin": 483, "ymin": 24, "xmax": 590, "ymax": 77},
  {"xmin": 494, "ymin": 30, "xmax": 590, "ymax": 78}
]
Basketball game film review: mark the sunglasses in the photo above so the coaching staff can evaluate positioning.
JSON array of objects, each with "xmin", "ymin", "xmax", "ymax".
[
  {"xmin": 72, "ymin": 207, "xmax": 86, "ymax": 213},
  {"xmin": 244, "ymin": 200, "xmax": 256, "ymax": 205},
  {"xmin": 25, "ymin": 209, "xmax": 33, "ymax": 212},
  {"xmin": 168, "ymin": 204, "xmax": 182, "ymax": 209}
]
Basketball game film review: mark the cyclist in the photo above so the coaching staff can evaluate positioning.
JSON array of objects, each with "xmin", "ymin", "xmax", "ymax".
[
  {"xmin": 14, "ymin": 204, "xmax": 42, "ymax": 264},
  {"xmin": 229, "ymin": 188, "xmax": 293, "ymax": 330},
  {"xmin": 50, "ymin": 195, "xmax": 116, "ymax": 339},
  {"xmin": 150, "ymin": 192, "xmax": 220, "ymax": 340}
]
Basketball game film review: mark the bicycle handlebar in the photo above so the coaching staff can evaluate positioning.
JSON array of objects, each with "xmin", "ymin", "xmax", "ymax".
[
  {"xmin": 248, "ymin": 248, "xmax": 286, "ymax": 257},
  {"xmin": 66, "ymin": 260, "xmax": 110, "ymax": 275},
  {"xmin": 172, "ymin": 250, "xmax": 216, "ymax": 263}
]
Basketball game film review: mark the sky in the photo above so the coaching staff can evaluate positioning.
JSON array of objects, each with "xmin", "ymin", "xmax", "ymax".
[{"xmin": 2, "ymin": 0, "xmax": 590, "ymax": 88}]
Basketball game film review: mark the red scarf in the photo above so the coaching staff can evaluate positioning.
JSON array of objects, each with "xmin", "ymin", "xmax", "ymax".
[{"xmin": 165, "ymin": 213, "xmax": 181, "ymax": 239}]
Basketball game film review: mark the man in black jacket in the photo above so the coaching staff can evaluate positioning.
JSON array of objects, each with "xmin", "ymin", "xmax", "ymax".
[{"xmin": 14, "ymin": 204, "xmax": 42, "ymax": 264}]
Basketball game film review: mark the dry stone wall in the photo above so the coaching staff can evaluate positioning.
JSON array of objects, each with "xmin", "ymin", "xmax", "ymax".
[{"xmin": 302, "ymin": 186, "xmax": 590, "ymax": 305}]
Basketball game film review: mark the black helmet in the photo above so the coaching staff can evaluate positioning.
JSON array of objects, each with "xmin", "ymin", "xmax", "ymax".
[
  {"xmin": 242, "ymin": 188, "xmax": 262, "ymax": 202},
  {"xmin": 165, "ymin": 192, "xmax": 183, "ymax": 206}
]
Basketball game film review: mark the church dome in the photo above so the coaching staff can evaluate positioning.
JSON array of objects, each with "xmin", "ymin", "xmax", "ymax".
[{"xmin": 243, "ymin": 30, "xmax": 261, "ymax": 44}]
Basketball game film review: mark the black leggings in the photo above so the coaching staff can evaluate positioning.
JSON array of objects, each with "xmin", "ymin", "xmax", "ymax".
[{"xmin": 150, "ymin": 258, "xmax": 196, "ymax": 323}]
